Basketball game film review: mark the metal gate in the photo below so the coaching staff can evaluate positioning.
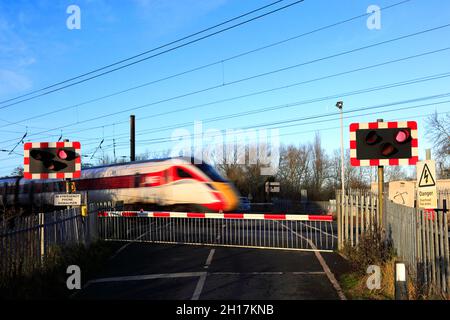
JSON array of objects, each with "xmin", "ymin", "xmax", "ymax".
[{"xmin": 97, "ymin": 211, "xmax": 336, "ymax": 252}]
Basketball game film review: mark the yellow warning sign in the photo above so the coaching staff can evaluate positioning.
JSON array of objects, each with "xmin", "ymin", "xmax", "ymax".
[
  {"xmin": 416, "ymin": 160, "xmax": 437, "ymax": 209},
  {"xmin": 418, "ymin": 163, "xmax": 436, "ymax": 187}
]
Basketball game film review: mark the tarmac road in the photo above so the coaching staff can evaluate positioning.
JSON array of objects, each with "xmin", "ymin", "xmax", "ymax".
[{"xmin": 74, "ymin": 242, "xmax": 349, "ymax": 300}]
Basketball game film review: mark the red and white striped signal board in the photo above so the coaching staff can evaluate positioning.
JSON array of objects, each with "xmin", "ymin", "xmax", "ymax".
[
  {"xmin": 24, "ymin": 141, "xmax": 81, "ymax": 179},
  {"xmin": 349, "ymin": 121, "xmax": 418, "ymax": 167}
]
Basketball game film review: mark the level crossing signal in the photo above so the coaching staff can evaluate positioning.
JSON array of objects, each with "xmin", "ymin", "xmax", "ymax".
[
  {"xmin": 24, "ymin": 142, "xmax": 81, "ymax": 179},
  {"xmin": 349, "ymin": 121, "xmax": 418, "ymax": 166}
]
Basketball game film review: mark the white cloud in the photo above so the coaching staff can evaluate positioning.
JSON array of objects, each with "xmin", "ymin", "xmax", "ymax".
[
  {"xmin": 0, "ymin": 69, "xmax": 32, "ymax": 96},
  {"xmin": 0, "ymin": 11, "xmax": 35, "ymax": 97}
]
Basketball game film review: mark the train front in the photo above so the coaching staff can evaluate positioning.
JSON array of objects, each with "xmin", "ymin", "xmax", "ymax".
[{"xmin": 194, "ymin": 162, "xmax": 240, "ymax": 212}]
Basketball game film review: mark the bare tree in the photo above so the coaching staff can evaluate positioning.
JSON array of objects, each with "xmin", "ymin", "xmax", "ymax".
[
  {"xmin": 309, "ymin": 132, "xmax": 330, "ymax": 199},
  {"xmin": 10, "ymin": 166, "xmax": 24, "ymax": 177},
  {"xmin": 426, "ymin": 112, "xmax": 450, "ymax": 177},
  {"xmin": 276, "ymin": 144, "xmax": 310, "ymax": 198},
  {"xmin": 326, "ymin": 149, "xmax": 371, "ymax": 193},
  {"xmin": 384, "ymin": 165, "xmax": 410, "ymax": 182},
  {"xmin": 136, "ymin": 149, "xmax": 171, "ymax": 161}
]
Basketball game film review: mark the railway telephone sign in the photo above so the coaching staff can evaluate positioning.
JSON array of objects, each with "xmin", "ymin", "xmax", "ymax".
[
  {"xmin": 265, "ymin": 182, "xmax": 280, "ymax": 193},
  {"xmin": 24, "ymin": 142, "xmax": 81, "ymax": 179},
  {"xmin": 349, "ymin": 121, "xmax": 418, "ymax": 166},
  {"xmin": 54, "ymin": 193, "xmax": 82, "ymax": 206},
  {"xmin": 416, "ymin": 160, "xmax": 437, "ymax": 209}
]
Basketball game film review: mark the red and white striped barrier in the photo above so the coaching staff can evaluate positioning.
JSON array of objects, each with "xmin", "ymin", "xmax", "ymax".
[{"xmin": 97, "ymin": 211, "xmax": 333, "ymax": 221}]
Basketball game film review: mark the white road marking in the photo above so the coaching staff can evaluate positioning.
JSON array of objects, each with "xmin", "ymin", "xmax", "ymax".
[
  {"xmin": 191, "ymin": 273, "xmax": 207, "ymax": 300},
  {"xmin": 195, "ymin": 246, "xmax": 216, "ymax": 299},
  {"xmin": 88, "ymin": 272, "xmax": 206, "ymax": 284},
  {"xmin": 299, "ymin": 221, "xmax": 338, "ymax": 239},
  {"xmin": 210, "ymin": 271, "xmax": 325, "ymax": 275},
  {"xmin": 280, "ymin": 223, "xmax": 347, "ymax": 300},
  {"xmin": 85, "ymin": 271, "xmax": 327, "ymax": 286},
  {"xmin": 204, "ymin": 249, "xmax": 215, "ymax": 269},
  {"xmin": 109, "ymin": 221, "xmax": 168, "ymax": 261}
]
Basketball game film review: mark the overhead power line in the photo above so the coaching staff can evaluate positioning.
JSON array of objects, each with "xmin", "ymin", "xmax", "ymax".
[
  {"xmin": 0, "ymin": 0, "xmax": 412, "ymax": 128},
  {"xmin": 76, "ymin": 70, "xmax": 450, "ymax": 146},
  {"xmin": 106, "ymin": 108, "xmax": 450, "ymax": 154},
  {"xmin": 3, "ymin": 43, "xmax": 448, "ymax": 147},
  {"xmin": 1, "ymin": 108, "xmax": 447, "ymax": 169},
  {"xmin": 75, "ymin": 93, "xmax": 450, "ymax": 149},
  {"xmin": 0, "ymin": 0, "xmax": 305, "ymax": 109},
  {"xmin": 125, "ymin": 94, "xmax": 450, "ymax": 145}
]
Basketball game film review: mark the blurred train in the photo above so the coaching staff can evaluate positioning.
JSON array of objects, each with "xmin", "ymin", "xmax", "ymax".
[{"xmin": 0, "ymin": 157, "xmax": 240, "ymax": 213}]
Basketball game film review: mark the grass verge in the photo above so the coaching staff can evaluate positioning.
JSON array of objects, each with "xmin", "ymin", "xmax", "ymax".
[
  {"xmin": 0, "ymin": 240, "xmax": 120, "ymax": 299},
  {"xmin": 337, "ymin": 230, "xmax": 400, "ymax": 300}
]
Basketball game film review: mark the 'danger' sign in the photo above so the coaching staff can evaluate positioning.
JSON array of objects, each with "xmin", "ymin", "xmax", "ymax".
[{"xmin": 416, "ymin": 160, "xmax": 437, "ymax": 209}]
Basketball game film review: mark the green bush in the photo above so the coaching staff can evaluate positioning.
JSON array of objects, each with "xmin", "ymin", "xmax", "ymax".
[{"xmin": 342, "ymin": 230, "xmax": 394, "ymax": 274}]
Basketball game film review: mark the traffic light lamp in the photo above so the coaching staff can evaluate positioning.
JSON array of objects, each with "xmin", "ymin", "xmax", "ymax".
[
  {"xmin": 349, "ymin": 121, "xmax": 418, "ymax": 166},
  {"xmin": 24, "ymin": 142, "xmax": 81, "ymax": 179}
]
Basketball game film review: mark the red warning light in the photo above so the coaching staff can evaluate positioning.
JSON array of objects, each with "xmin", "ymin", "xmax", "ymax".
[
  {"xmin": 57, "ymin": 149, "xmax": 68, "ymax": 160},
  {"xmin": 380, "ymin": 143, "xmax": 397, "ymax": 157},
  {"xmin": 395, "ymin": 129, "xmax": 410, "ymax": 144},
  {"xmin": 365, "ymin": 131, "xmax": 380, "ymax": 145}
]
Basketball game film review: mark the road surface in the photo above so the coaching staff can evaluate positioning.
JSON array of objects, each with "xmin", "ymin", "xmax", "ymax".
[{"xmin": 74, "ymin": 242, "xmax": 349, "ymax": 300}]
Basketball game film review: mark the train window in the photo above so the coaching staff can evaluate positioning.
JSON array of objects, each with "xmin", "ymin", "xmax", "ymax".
[
  {"xmin": 194, "ymin": 163, "xmax": 227, "ymax": 182},
  {"xmin": 134, "ymin": 173, "xmax": 140, "ymax": 188},
  {"xmin": 23, "ymin": 184, "xmax": 29, "ymax": 193},
  {"xmin": 177, "ymin": 168, "xmax": 192, "ymax": 178}
]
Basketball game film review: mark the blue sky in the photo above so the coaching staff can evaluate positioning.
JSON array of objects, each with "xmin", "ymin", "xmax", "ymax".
[{"xmin": 0, "ymin": 0, "xmax": 449, "ymax": 176}]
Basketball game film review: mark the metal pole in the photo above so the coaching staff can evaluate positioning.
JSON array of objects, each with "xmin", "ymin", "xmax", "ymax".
[
  {"xmin": 337, "ymin": 101, "xmax": 344, "ymax": 249},
  {"xmin": 426, "ymin": 149, "xmax": 431, "ymax": 161},
  {"xmin": 130, "ymin": 115, "xmax": 135, "ymax": 162}
]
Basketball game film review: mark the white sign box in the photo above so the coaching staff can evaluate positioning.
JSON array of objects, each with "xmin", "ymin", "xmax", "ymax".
[
  {"xmin": 389, "ymin": 181, "xmax": 415, "ymax": 208},
  {"xmin": 416, "ymin": 160, "xmax": 437, "ymax": 209},
  {"xmin": 54, "ymin": 193, "xmax": 81, "ymax": 206}
]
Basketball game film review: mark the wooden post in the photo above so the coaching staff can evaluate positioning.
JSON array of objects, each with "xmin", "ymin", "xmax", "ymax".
[
  {"xmin": 130, "ymin": 115, "xmax": 135, "ymax": 162},
  {"xmin": 378, "ymin": 165, "xmax": 384, "ymax": 231}
]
